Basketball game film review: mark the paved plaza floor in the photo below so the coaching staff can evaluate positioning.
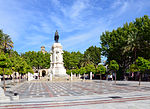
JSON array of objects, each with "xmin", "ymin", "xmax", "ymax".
[{"xmin": 0, "ymin": 80, "xmax": 150, "ymax": 108}]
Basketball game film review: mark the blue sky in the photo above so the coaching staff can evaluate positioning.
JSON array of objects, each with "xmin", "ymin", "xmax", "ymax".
[{"xmin": 0, "ymin": 0, "xmax": 150, "ymax": 60}]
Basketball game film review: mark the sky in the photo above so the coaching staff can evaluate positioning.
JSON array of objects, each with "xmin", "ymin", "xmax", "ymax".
[{"xmin": 0, "ymin": 0, "xmax": 150, "ymax": 61}]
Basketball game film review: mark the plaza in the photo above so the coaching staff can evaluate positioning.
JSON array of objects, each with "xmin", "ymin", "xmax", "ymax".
[
  {"xmin": 0, "ymin": 80, "xmax": 150, "ymax": 108},
  {"xmin": 0, "ymin": 0, "xmax": 150, "ymax": 109}
]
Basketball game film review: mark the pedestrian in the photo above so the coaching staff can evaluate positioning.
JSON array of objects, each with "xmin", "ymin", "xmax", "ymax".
[{"xmin": 110, "ymin": 74, "xmax": 112, "ymax": 81}]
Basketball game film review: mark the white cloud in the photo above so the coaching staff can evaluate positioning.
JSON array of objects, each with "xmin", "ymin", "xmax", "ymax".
[
  {"xmin": 111, "ymin": 0, "xmax": 122, "ymax": 9},
  {"xmin": 0, "ymin": 0, "xmax": 149, "ymax": 53},
  {"xmin": 61, "ymin": 19, "xmax": 108, "ymax": 51},
  {"xmin": 69, "ymin": 0, "xmax": 89, "ymax": 19}
]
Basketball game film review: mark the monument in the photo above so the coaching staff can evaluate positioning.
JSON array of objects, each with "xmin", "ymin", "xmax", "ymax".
[{"xmin": 49, "ymin": 30, "xmax": 67, "ymax": 77}]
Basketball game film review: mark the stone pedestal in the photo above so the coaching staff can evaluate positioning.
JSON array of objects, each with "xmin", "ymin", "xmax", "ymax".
[{"xmin": 49, "ymin": 43, "xmax": 67, "ymax": 77}]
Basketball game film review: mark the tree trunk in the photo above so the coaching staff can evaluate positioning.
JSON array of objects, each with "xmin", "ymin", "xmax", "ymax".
[
  {"xmin": 139, "ymin": 73, "xmax": 141, "ymax": 86},
  {"xmin": 99, "ymin": 73, "xmax": 102, "ymax": 82},
  {"xmin": 112, "ymin": 72, "xmax": 113, "ymax": 81},
  {"xmin": 84, "ymin": 73, "xmax": 85, "ymax": 80},
  {"xmin": 26, "ymin": 73, "xmax": 28, "ymax": 81},
  {"xmin": 100, "ymin": 74, "xmax": 101, "ymax": 80},
  {"xmin": 3, "ymin": 68, "xmax": 6, "ymax": 92},
  {"xmin": 13, "ymin": 72, "xmax": 15, "ymax": 83},
  {"xmin": 115, "ymin": 72, "xmax": 116, "ymax": 84},
  {"xmin": 134, "ymin": 48, "xmax": 136, "ymax": 63},
  {"xmin": 19, "ymin": 73, "xmax": 21, "ymax": 83}
]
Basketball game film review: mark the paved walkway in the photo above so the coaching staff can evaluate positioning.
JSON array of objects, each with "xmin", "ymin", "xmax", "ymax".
[{"xmin": 0, "ymin": 80, "xmax": 150, "ymax": 108}]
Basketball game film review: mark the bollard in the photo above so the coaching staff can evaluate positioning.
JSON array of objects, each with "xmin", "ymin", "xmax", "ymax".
[
  {"xmin": 50, "ymin": 73, "xmax": 52, "ymax": 81},
  {"xmin": 71, "ymin": 72, "xmax": 73, "ymax": 81},
  {"xmin": 90, "ymin": 72, "xmax": 92, "ymax": 80}
]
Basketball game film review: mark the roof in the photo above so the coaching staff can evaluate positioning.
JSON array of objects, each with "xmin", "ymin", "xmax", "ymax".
[{"xmin": 41, "ymin": 46, "xmax": 45, "ymax": 48}]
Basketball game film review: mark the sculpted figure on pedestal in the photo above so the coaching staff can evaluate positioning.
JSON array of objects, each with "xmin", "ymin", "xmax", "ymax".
[
  {"xmin": 49, "ymin": 31, "xmax": 66, "ymax": 76},
  {"xmin": 54, "ymin": 30, "xmax": 59, "ymax": 43}
]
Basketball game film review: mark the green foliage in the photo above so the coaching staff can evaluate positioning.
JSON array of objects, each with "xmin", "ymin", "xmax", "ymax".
[
  {"xmin": 0, "ymin": 30, "xmax": 13, "ymax": 53},
  {"xmin": 0, "ymin": 68, "xmax": 2, "ymax": 75},
  {"xmin": 63, "ymin": 51, "xmax": 83, "ymax": 69},
  {"xmin": 0, "ymin": 53, "xmax": 12, "ymax": 68},
  {"xmin": 136, "ymin": 57, "xmax": 150, "ymax": 72},
  {"xmin": 0, "ymin": 30, "xmax": 3, "ymax": 51},
  {"xmin": 63, "ymin": 46, "xmax": 100, "ymax": 70},
  {"xmin": 96, "ymin": 65, "xmax": 106, "ymax": 75},
  {"xmin": 85, "ymin": 64, "xmax": 95, "ymax": 74},
  {"xmin": 0, "ymin": 29, "xmax": 33, "ymax": 78},
  {"xmin": 129, "ymin": 64, "xmax": 139, "ymax": 73},
  {"xmin": 71, "ymin": 69, "xmax": 76, "ymax": 74},
  {"xmin": 21, "ymin": 51, "xmax": 50, "ymax": 69},
  {"xmin": 66, "ymin": 69, "xmax": 71, "ymax": 75},
  {"xmin": 26, "ymin": 65, "xmax": 34, "ymax": 74},
  {"xmin": 109, "ymin": 60, "xmax": 119, "ymax": 72},
  {"xmin": 83, "ymin": 46, "xmax": 101, "ymax": 67},
  {"xmin": 0, "ymin": 53, "xmax": 12, "ymax": 75},
  {"xmin": 79, "ymin": 67, "xmax": 86, "ymax": 75},
  {"xmin": 100, "ymin": 15, "xmax": 150, "ymax": 77},
  {"xmin": 4, "ymin": 68, "xmax": 13, "ymax": 75}
]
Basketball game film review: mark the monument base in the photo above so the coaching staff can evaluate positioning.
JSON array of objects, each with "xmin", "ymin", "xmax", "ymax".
[{"xmin": 49, "ymin": 42, "xmax": 67, "ymax": 77}]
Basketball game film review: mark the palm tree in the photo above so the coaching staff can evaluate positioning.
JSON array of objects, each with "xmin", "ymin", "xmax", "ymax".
[
  {"xmin": 124, "ymin": 31, "xmax": 140, "ymax": 63},
  {"xmin": 0, "ymin": 30, "xmax": 4, "ymax": 53},
  {"xmin": 80, "ymin": 54, "xmax": 93, "ymax": 67},
  {"xmin": 0, "ymin": 31, "xmax": 13, "ymax": 91},
  {"xmin": 1, "ymin": 34, "xmax": 13, "ymax": 54}
]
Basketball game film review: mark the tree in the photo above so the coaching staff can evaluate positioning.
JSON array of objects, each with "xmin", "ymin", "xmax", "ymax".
[
  {"xmin": 0, "ymin": 30, "xmax": 3, "ymax": 53},
  {"xmin": 100, "ymin": 15, "xmax": 150, "ymax": 80},
  {"xmin": 129, "ymin": 64, "xmax": 139, "ymax": 73},
  {"xmin": 109, "ymin": 60, "xmax": 119, "ymax": 84},
  {"xmin": 85, "ymin": 64, "xmax": 95, "ymax": 79},
  {"xmin": 83, "ymin": 46, "xmax": 101, "ymax": 67},
  {"xmin": 21, "ymin": 51, "xmax": 50, "ymax": 69},
  {"xmin": 79, "ymin": 67, "xmax": 86, "ymax": 80},
  {"xmin": 136, "ymin": 57, "xmax": 150, "ymax": 85},
  {"xmin": 96, "ymin": 65, "xmax": 106, "ymax": 80},
  {"xmin": 1, "ymin": 33, "xmax": 13, "ymax": 53},
  {"xmin": 14, "ymin": 57, "xmax": 25, "ymax": 82},
  {"xmin": 0, "ymin": 53, "xmax": 12, "ymax": 91},
  {"xmin": 26, "ymin": 65, "xmax": 34, "ymax": 74},
  {"xmin": 85, "ymin": 64, "xmax": 95, "ymax": 74},
  {"xmin": 128, "ymin": 64, "xmax": 139, "ymax": 81},
  {"xmin": 66, "ymin": 69, "xmax": 71, "ymax": 75},
  {"xmin": 80, "ymin": 54, "xmax": 93, "ymax": 67},
  {"xmin": 71, "ymin": 69, "xmax": 76, "ymax": 75},
  {"xmin": 9, "ymin": 51, "xmax": 20, "ymax": 82},
  {"xmin": 63, "ymin": 51, "xmax": 71, "ymax": 69},
  {"xmin": 124, "ymin": 30, "xmax": 139, "ymax": 62},
  {"xmin": 63, "ymin": 51, "xmax": 83, "ymax": 70}
]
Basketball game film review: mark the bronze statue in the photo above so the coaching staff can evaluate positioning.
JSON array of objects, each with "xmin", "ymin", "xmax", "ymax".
[{"xmin": 54, "ymin": 30, "xmax": 59, "ymax": 43}]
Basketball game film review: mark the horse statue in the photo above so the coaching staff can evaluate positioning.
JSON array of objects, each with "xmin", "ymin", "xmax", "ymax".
[{"xmin": 54, "ymin": 30, "xmax": 59, "ymax": 43}]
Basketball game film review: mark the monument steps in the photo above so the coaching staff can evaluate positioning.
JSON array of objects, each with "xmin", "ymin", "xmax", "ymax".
[{"xmin": 39, "ymin": 76, "xmax": 82, "ymax": 82}]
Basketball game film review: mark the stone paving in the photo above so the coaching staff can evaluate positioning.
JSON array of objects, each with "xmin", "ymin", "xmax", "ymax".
[
  {"xmin": 0, "ymin": 80, "xmax": 150, "ymax": 109},
  {"xmin": 11, "ymin": 80, "xmax": 150, "ymax": 99}
]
